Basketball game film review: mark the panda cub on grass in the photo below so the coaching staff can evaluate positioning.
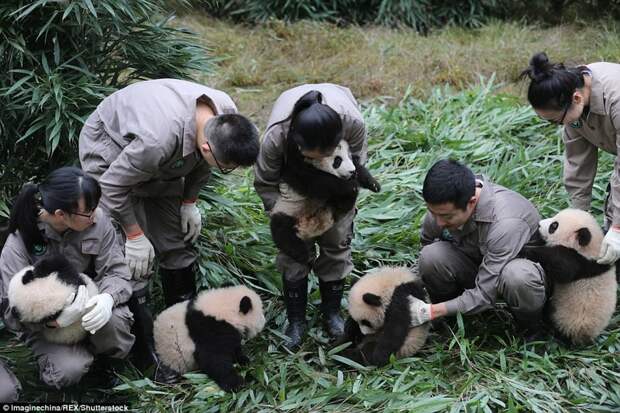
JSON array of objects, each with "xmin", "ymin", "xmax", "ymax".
[
  {"xmin": 518, "ymin": 209, "xmax": 618, "ymax": 345},
  {"xmin": 335, "ymin": 267, "xmax": 431, "ymax": 366},
  {"xmin": 153, "ymin": 285, "xmax": 266, "ymax": 392},
  {"xmin": 8, "ymin": 255, "xmax": 98, "ymax": 344},
  {"xmin": 270, "ymin": 138, "xmax": 380, "ymax": 264}
]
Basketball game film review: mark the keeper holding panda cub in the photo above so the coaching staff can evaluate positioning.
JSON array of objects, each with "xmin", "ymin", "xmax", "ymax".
[{"xmin": 254, "ymin": 84, "xmax": 380, "ymax": 350}]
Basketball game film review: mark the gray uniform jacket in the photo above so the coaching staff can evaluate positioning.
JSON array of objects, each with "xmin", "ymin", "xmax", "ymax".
[
  {"xmin": 0, "ymin": 209, "xmax": 132, "ymax": 332},
  {"xmin": 254, "ymin": 83, "xmax": 368, "ymax": 211},
  {"xmin": 563, "ymin": 62, "xmax": 620, "ymax": 225},
  {"xmin": 420, "ymin": 176, "xmax": 542, "ymax": 315},
  {"xmin": 79, "ymin": 79, "xmax": 238, "ymax": 228}
]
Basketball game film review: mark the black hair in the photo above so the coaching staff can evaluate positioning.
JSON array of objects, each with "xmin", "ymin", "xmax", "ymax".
[
  {"xmin": 7, "ymin": 167, "xmax": 101, "ymax": 253},
  {"xmin": 283, "ymin": 90, "xmax": 343, "ymax": 152},
  {"xmin": 422, "ymin": 159, "xmax": 475, "ymax": 211},
  {"xmin": 520, "ymin": 52, "xmax": 587, "ymax": 110},
  {"xmin": 205, "ymin": 114, "xmax": 260, "ymax": 167}
]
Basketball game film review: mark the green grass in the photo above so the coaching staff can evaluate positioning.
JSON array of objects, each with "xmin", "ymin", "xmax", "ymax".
[
  {"xmin": 3, "ymin": 17, "xmax": 620, "ymax": 411},
  {"xmin": 112, "ymin": 80, "xmax": 618, "ymax": 411}
]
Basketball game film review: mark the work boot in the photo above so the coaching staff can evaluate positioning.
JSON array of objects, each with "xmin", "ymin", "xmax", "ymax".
[
  {"xmin": 283, "ymin": 276, "xmax": 308, "ymax": 351},
  {"xmin": 319, "ymin": 279, "xmax": 345, "ymax": 338},
  {"xmin": 160, "ymin": 264, "xmax": 197, "ymax": 307},
  {"xmin": 128, "ymin": 288, "xmax": 179, "ymax": 384}
]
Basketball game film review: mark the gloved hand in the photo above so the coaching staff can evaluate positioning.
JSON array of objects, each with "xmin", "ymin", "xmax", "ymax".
[
  {"xmin": 82, "ymin": 293, "xmax": 114, "ymax": 334},
  {"xmin": 597, "ymin": 227, "xmax": 620, "ymax": 264},
  {"xmin": 409, "ymin": 296, "xmax": 432, "ymax": 327},
  {"xmin": 180, "ymin": 202, "xmax": 202, "ymax": 243},
  {"xmin": 55, "ymin": 285, "xmax": 89, "ymax": 328},
  {"xmin": 125, "ymin": 233, "xmax": 155, "ymax": 279}
]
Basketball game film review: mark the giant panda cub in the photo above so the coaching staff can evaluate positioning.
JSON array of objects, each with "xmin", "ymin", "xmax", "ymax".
[
  {"xmin": 518, "ymin": 209, "xmax": 618, "ymax": 345},
  {"xmin": 153, "ymin": 285, "xmax": 266, "ymax": 392},
  {"xmin": 8, "ymin": 255, "xmax": 98, "ymax": 344},
  {"xmin": 335, "ymin": 267, "xmax": 430, "ymax": 366},
  {"xmin": 270, "ymin": 139, "xmax": 381, "ymax": 263}
]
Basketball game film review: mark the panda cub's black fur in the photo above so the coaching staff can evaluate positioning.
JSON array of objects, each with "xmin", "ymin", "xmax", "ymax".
[{"xmin": 270, "ymin": 137, "xmax": 380, "ymax": 263}]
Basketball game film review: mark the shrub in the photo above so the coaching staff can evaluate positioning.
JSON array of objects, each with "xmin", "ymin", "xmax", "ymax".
[{"xmin": 0, "ymin": 0, "xmax": 212, "ymax": 214}]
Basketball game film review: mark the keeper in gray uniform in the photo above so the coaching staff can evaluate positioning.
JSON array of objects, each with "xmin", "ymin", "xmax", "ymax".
[
  {"xmin": 0, "ymin": 167, "xmax": 134, "ymax": 390},
  {"xmin": 79, "ymin": 79, "xmax": 259, "ymax": 373},
  {"xmin": 407, "ymin": 160, "xmax": 548, "ymax": 339},
  {"xmin": 254, "ymin": 84, "xmax": 368, "ymax": 349},
  {"xmin": 522, "ymin": 52, "xmax": 620, "ymax": 266}
]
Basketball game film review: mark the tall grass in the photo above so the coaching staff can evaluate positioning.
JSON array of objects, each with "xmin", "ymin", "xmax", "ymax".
[{"xmin": 108, "ymin": 80, "xmax": 619, "ymax": 412}]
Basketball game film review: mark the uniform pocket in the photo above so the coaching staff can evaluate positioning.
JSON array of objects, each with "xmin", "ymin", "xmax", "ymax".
[{"xmin": 81, "ymin": 238, "xmax": 101, "ymax": 255}]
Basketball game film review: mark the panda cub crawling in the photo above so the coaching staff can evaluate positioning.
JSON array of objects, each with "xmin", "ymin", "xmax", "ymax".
[
  {"xmin": 8, "ymin": 255, "xmax": 98, "ymax": 344},
  {"xmin": 270, "ymin": 139, "xmax": 380, "ymax": 263},
  {"xmin": 518, "ymin": 209, "xmax": 618, "ymax": 345},
  {"xmin": 153, "ymin": 285, "xmax": 266, "ymax": 392},
  {"xmin": 336, "ymin": 267, "xmax": 430, "ymax": 366}
]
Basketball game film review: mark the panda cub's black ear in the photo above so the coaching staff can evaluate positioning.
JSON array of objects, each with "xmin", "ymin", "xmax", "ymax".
[
  {"xmin": 576, "ymin": 227, "xmax": 592, "ymax": 247},
  {"xmin": 239, "ymin": 296, "xmax": 253, "ymax": 314},
  {"xmin": 362, "ymin": 293, "xmax": 382, "ymax": 307},
  {"xmin": 21, "ymin": 269, "xmax": 35, "ymax": 285}
]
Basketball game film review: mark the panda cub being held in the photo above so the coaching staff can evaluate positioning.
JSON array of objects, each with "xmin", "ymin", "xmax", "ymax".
[
  {"xmin": 335, "ymin": 267, "xmax": 430, "ymax": 366},
  {"xmin": 153, "ymin": 285, "xmax": 266, "ymax": 392},
  {"xmin": 270, "ymin": 139, "xmax": 380, "ymax": 264},
  {"xmin": 518, "ymin": 209, "xmax": 618, "ymax": 345},
  {"xmin": 8, "ymin": 255, "xmax": 98, "ymax": 344}
]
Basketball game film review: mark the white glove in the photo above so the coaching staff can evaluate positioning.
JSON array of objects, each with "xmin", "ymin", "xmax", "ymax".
[
  {"xmin": 180, "ymin": 202, "xmax": 202, "ymax": 243},
  {"xmin": 125, "ymin": 234, "xmax": 155, "ymax": 279},
  {"xmin": 55, "ymin": 285, "xmax": 89, "ymax": 328},
  {"xmin": 82, "ymin": 293, "xmax": 114, "ymax": 334},
  {"xmin": 597, "ymin": 228, "xmax": 620, "ymax": 264},
  {"xmin": 409, "ymin": 296, "xmax": 432, "ymax": 327}
]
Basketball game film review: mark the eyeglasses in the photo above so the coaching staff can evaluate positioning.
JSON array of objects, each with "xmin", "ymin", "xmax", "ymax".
[
  {"xmin": 205, "ymin": 140, "xmax": 237, "ymax": 174},
  {"xmin": 545, "ymin": 103, "xmax": 571, "ymax": 125},
  {"xmin": 72, "ymin": 209, "xmax": 96, "ymax": 219}
]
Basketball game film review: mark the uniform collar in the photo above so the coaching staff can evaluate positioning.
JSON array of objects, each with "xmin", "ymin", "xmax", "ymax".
[
  {"xmin": 587, "ymin": 70, "xmax": 606, "ymax": 116},
  {"xmin": 471, "ymin": 175, "xmax": 494, "ymax": 223},
  {"xmin": 37, "ymin": 219, "xmax": 62, "ymax": 242},
  {"xmin": 183, "ymin": 94, "xmax": 220, "ymax": 158}
]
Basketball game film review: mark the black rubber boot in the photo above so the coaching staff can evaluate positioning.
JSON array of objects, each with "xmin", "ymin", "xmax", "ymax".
[
  {"xmin": 283, "ymin": 276, "xmax": 308, "ymax": 351},
  {"xmin": 128, "ymin": 288, "xmax": 180, "ymax": 384},
  {"xmin": 160, "ymin": 263, "xmax": 197, "ymax": 307},
  {"xmin": 319, "ymin": 279, "xmax": 345, "ymax": 338}
]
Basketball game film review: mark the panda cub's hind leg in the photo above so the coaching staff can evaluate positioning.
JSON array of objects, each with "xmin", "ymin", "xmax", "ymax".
[{"xmin": 270, "ymin": 212, "xmax": 311, "ymax": 263}]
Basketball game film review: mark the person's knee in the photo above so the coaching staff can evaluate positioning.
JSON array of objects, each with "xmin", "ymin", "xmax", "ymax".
[
  {"xmin": 40, "ymin": 353, "xmax": 92, "ymax": 389},
  {"xmin": 90, "ymin": 307, "xmax": 135, "ymax": 359},
  {"xmin": 419, "ymin": 243, "xmax": 452, "ymax": 286},
  {"xmin": 499, "ymin": 259, "xmax": 546, "ymax": 313}
]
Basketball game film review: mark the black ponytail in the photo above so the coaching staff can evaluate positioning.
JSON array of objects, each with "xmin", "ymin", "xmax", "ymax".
[
  {"xmin": 7, "ymin": 167, "xmax": 101, "ymax": 253},
  {"xmin": 520, "ymin": 52, "xmax": 587, "ymax": 110}
]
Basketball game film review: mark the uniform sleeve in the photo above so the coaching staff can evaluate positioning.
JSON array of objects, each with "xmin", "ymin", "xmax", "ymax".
[
  {"xmin": 420, "ymin": 212, "xmax": 441, "ymax": 246},
  {"xmin": 563, "ymin": 126, "xmax": 598, "ymax": 211},
  {"xmin": 92, "ymin": 216, "xmax": 133, "ymax": 306},
  {"xmin": 98, "ymin": 136, "xmax": 165, "ymax": 228},
  {"xmin": 608, "ymin": 101, "xmax": 620, "ymax": 226},
  {"xmin": 253, "ymin": 127, "xmax": 284, "ymax": 212},
  {"xmin": 0, "ymin": 234, "xmax": 31, "ymax": 332},
  {"xmin": 443, "ymin": 218, "xmax": 532, "ymax": 315},
  {"xmin": 183, "ymin": 161, "xmax": 211, "ymax": 201},
  {"xmin": 346, "ymin": 116, "xmax": 368, "ymax": 164}
]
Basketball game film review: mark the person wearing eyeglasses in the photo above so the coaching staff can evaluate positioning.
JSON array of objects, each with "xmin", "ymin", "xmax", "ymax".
[
  {"xmin": 78, "ymin": 79, "xmax": 259, "ymax": 373},
  {"xmin": 254, "ymin": 84, "xmax": 368, "ymax": 350},
  {"xmin": 0, "ymin": 167, "xmax": 134, "ymax": 389},
  {"xmin": 521, "ymin": 52, "xmax": 620, "ymax": 265}
]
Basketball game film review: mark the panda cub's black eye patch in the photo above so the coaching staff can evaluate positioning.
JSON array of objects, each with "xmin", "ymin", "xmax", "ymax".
[
  {"xmin": 361, "ymin": 320, "xmax": 372, "ymax": 328},
  {"xmin": 549, "ymin": 221, "xmax": 559, "ymax": 234},
  {"xmin": 333, "ymin": 156, "xmax": 343, "ymax": 169}
]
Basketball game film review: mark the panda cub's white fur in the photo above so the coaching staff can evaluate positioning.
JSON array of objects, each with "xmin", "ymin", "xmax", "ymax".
[
  {"xmin": 8, "ymin": 264, "xmax": 98, "ymax": 344},
  {"xmin": 537, "ymin": 209, "xmax": 617, "ymax": 345},
  {"xmin": 154, "ymin": 285, "xmax": 266, "ymax": 375}
]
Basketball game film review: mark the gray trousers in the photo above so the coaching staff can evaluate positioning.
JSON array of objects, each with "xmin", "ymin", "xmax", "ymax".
[
  {"xmin": 603, "ymin": 181, "xmax": 614, "ymax": 231},
  {"xmin": 278, "ymin": 208, "xmax": 355, "ymax": 282},
  {"xmin": 418, "ymin": 241, "xmax": 547, "ymax": 319},
  {"xmin": 0, "ymin": 359, "xmax": 20, "ymax": 402},
  {"xmin": 23, "ymin": 305, "xmax": 134, "ymax": 389}
]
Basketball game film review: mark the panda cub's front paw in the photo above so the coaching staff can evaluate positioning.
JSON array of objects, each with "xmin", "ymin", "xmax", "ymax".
[{"xmin": 218, "ymin": 373, "xmax": 244, "ymax": 393}]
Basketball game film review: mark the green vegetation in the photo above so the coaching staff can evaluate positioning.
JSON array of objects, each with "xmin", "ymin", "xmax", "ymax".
[{"xmin": 0, "ymin": 0, "xmax": 211, "ymax": 212}]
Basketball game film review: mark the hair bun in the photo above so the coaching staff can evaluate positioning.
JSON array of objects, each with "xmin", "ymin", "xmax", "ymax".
[
  {"xmin": 295, "ymin": 90, "xmax": 323, "ymax": 112},
  {"xmin": 528, "ymin": 52, "xmax": 553, "ymax": 82}
]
